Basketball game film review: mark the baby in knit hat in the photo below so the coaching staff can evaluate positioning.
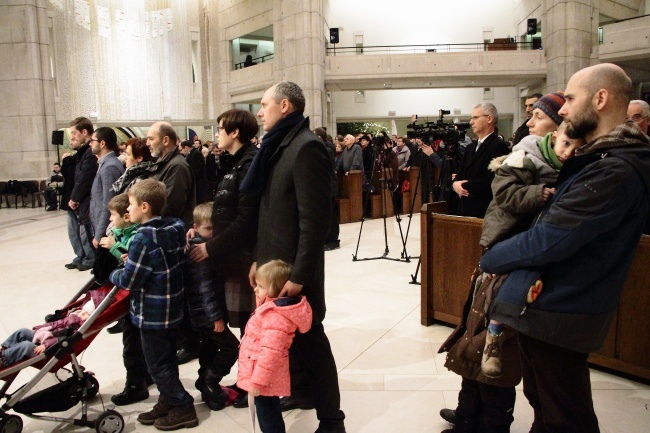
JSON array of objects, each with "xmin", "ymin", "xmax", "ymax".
[{"xmin": 477, "ymin": 92, "xmax": 585, "ymax": 379}]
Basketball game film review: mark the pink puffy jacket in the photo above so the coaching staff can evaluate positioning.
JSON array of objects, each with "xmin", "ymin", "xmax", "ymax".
[{"xmin": 237, "ymin": 296, "xmax": 312, "ymax": 396}]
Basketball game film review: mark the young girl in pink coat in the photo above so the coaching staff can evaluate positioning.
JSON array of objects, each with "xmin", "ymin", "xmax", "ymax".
[{"xmin": 237, "ymin": 259, "xmax": 312, "ymax": 433}]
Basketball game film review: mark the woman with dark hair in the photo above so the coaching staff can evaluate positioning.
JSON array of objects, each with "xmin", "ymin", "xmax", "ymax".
[
  {"xmin": 187, "ymin": 108, "xmax": 260, "ymax": 408},
  {"xmin": 111, "ymin": 138, "xmax": 153, "ymax": 194}
]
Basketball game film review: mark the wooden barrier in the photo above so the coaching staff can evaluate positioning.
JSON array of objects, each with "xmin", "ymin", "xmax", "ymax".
[
  {"xmin": 337, "ymin": 170, "xmax": 363, "ymax": 223},
  {"xmin": 419, "ymin": 203, "xmax": 650, "ymax": 380}
]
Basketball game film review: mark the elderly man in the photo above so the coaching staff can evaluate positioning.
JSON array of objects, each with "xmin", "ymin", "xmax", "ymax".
[
  {"xmin": 451, "ymin": 103, "xmax": 510, "ymax": 217},
  {"xmin": 244, "ymin": 81, "xmax": 346, "ymax": 433},
  {"xmin": 335, "ymin": 133, "xmax": 363, "ymax": 175},
  {"xmin": 513, "ymin": 93, "xmax": 542, "ymax": 145},
  {"xmin": 481, "ymin": 64, "xmax": 650, "ymax": 433},
  {"xmin": 627, "ymin": 99, "xmax": 650, "ymax": 135}
]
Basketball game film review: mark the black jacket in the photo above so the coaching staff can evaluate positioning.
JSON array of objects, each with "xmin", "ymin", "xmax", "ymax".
[
  {"xmin": 60, "ymin": 154, "xmax": 77, "ymax": 211},
  {"xmin": 70, "ymin": 143, "xmax": 98, "ymax": 225},
  {"xmin": 205, "ymin": 142, "xmax": 259, "ymax": 275},
  {"xmin": 186, "ymin": 235, "xmax": 225, "ymax": 328},
  {"xmin": 186, "ymin": 147, "xmax": 210, "ymax": 204},
  {"xmin": 452, "ymin": 133, "xmax": 510, "ymax": 218}
]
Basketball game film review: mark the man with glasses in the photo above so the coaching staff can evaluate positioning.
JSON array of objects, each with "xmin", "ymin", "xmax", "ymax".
[
  {"xmin": 627, "ymin": 99, "xmax": 650, "ymax": 135},
  {"xmin": 450, "ymin": 103, "xmax": 510, "ymax": 217}
]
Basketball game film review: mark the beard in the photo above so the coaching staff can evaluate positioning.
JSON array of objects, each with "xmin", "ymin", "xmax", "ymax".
[{"xmin": 565, "ymin": 102, "xmax": 598, "ymax": 140}]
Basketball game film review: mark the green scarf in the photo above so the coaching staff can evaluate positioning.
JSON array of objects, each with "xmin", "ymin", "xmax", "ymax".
[{"xmin": 538, "ymin": 132, "xmax": 563, "ymax": 172}]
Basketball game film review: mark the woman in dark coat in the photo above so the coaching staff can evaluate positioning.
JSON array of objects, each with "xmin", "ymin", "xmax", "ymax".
[{"xmin": 187, "ymin": 109, "xmax": 260, "ymax": 405}]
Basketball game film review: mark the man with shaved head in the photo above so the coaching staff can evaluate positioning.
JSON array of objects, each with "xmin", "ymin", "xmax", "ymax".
[
  {"xmin": 335, "ymin": 133, "xmax": 363, "ymax": 175},
  {"xmin": 480, "ymin": 63, "xmax": 650, "ymax": 432}
]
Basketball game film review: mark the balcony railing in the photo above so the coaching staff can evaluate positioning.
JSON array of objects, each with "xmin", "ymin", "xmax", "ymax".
[
  {"xmin": 326, "ymin": 40, "xmax": 540, "ymax": 56},
  {"xmin": 234, "ymin": 53, "xmax": 275, "ymax": 70}
]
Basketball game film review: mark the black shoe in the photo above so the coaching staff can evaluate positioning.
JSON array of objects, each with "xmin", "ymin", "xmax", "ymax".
[
  {"xmin": 65, "ymin": 263, "xmax": 78, "ymax": 269},
  {"xmin": 176, "ymin": 348, "xmax": 198, "ymax": 365},
  {"xmin": 314, "ymin": 425, "xmax": 346, "ymax": 433},
  {"xmin": 77, "ymin": 264, "xmax": 92, "ymax": 272},
  {"xmin": 111, "ymin": 384, "xmax": 149, "ymax": 406},
  {"xmin": 232, "ymin": 391, "xmax": 249, "ymax": 408},
  {"xmin": 279, "ymin": 395, "xmax": 315, "ymax": 412},
  {"xmin": 440, "ymin": 408, "xmax": 457, "ymax": 424},
  {"xmin": 145, "ymin": 373, "xmax": 154, "ymax": 387},
  {"xmin": 45, "ymin": 206, "xmax": 57, "ymax": 212},
  {"xmin": 324, "ymin": 241, "xmax": 340, "ymax": 251},
  {"xmin": 106, "ymin": 318, "xmax": 124, "ymax": 334}
]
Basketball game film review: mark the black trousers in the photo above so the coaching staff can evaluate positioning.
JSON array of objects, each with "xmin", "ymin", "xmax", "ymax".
[
  {"xmin": 326, "ymin": 198, "xmax": 340, "ymax": 244},
  {"xmin": 454, "ymin": 377, "xmax": 515, "ymax": 433},
  {"xmin": 122, "ymin": 318, "xmax": 148, "ymax": 386},
  {"xmin": 197, "ymin": 326, "xmax": 239, "ymax": 379},
  {"xmin": 517, "ymin": 333, "xmax": 600, "ymax": 433},
  {"xmin": 289, "ymin": 322, "xmax": 345, "ymax": 428}
]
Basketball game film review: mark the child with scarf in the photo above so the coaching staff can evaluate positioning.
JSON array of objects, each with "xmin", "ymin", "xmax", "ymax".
[{"xmin": 479, "ymin": 121, "xmax": 585, "ymax": 378}]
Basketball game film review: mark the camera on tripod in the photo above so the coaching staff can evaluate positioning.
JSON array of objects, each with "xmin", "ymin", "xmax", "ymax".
[{"xmin": 406, "ymin": 110, "xmax": 470, "ymax": 157}]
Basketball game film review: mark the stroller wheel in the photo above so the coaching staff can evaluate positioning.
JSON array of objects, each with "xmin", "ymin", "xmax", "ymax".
[
  {"xmin": 0, "ymin": 415, "xmax": 23, "ymax": 433},
  {"xmin": 95, "ymin": 410, "xmax": 124, "ymax": 433}
]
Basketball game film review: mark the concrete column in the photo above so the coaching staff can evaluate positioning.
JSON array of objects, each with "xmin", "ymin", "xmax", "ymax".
[
  {"xmin": 543, "ymin": 0, "xmax": 597, "ymax": 93},
  {"xmin": 0, "ymin": 0, "xmax": 57, "ymax": 179},
  {"xmin": 272, "ymin": 0, "xmax": 326, "ymax": 128}
]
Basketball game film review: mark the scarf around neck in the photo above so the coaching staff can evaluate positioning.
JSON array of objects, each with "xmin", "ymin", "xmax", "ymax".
[
  {"xmin": 240, "ymin": 111, "xmax": 305, "ymax": 193},
  {"xmin": 538, "ymin": 132, "xmax": 563, "ymax": 172}
]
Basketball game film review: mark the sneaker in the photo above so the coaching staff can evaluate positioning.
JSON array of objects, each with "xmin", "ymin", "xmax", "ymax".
[
  {"xmin": 481, "ymin": 331, "xmax": 503, "ymax": 378},
  {"xmin": 112, "ymin": 384, "xmax": 149, "ymax": 406},
  {"xmin": 138, "ymin": 398, "xmax": 171, "ymax": 426},
  {"xmin": 153, "ymin": 405, "xmax": 199, "ymax": 431},
  {"xmin": 65, "ymin": 263, "xmax": 78, "ymax": 269}
]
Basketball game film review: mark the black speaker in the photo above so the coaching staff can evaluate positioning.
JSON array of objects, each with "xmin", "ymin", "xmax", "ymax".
[
  {"xmin": 329, "ymin": 28, "xmax": 339, "ymax": 44},
  {"xmin": 527, "ymin": 18, "xmax": 537, "ymax": 35},
  {"xmin": 51, "ymin": 130, "xmax": 64, "ymax": 146}
]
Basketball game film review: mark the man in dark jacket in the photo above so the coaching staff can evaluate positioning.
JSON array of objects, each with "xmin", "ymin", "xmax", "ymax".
[
  {"xmin": 481, "ymin": 63, "xmax": 650, "ymax": 433},
  {"xmin": 512, "ymin": 93, "xmax": 542, "ymax": 145},
  {"xmin": 245, "ymin": 81, "xmax": 346, "ymax": 433},
  {"xmin": 180, "ymin": 139, "xmax": 210, "ymax": 204},
  {"xmin": 451, "ymin": 103, "xmax": 510, "ymax": 218},
  {"xmin": 65, "ymin": 117, "xmax": 98, "ymax": 271}
]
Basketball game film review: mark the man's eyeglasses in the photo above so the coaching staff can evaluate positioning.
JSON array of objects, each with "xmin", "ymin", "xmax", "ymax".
[{"xmin": 89, "ymin": 139, "xmax": 99, "ymax": 143}]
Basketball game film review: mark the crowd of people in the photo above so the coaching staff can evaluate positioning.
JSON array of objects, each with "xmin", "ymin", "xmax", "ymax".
[{"xmin": 9, "ymin": 64, "xmax": 650, "ymax": 433}]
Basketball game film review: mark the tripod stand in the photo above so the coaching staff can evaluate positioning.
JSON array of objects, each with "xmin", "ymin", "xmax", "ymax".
[{"xmin": 352, "ymin": 145, "xmax": 410, "ymax": 263}]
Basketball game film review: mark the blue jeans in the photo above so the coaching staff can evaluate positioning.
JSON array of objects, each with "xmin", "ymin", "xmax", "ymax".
[
  {"xmin": 67, "ymin": 210, "xmax": 95, "ymax": 266},
  {"xmin": 140, "ymin": 328, "xmax": 193, "ymax": 408},
  {"xmin": 1, "ymin": 328, "xmax": 38, "ymax": 365},
  {"xmin": 255, "ymin": 396, "xmax": 285, "ymax": 433}
]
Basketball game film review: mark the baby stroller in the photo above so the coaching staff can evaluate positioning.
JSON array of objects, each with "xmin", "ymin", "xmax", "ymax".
[{"xmin": 0, "ymin": 278, "xmax": 130, "ymax": 433}]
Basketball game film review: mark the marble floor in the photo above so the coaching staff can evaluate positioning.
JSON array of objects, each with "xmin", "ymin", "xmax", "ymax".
[{"xmin": 0, "ymin": 207, "xmax": 648, "ymax": 433}]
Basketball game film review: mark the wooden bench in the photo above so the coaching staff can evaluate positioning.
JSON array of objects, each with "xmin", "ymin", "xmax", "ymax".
[
  {"xmin": 419, "ymin": 202, "xmax": 650, "ymax": 380},
  {"xmin": 337, "ymin": 170, "xmax": 363, "ymax": 223}
]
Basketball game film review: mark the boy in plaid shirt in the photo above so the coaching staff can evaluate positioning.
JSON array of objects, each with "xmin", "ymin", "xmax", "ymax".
[{"xmin": 110, "ymin": 178, "xmax": 198, "ymax": 431}]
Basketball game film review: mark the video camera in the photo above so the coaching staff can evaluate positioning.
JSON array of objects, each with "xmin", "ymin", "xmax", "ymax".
[{"xmin": 406, "ymin": 110, "xmax": 470, "ymax": 155}]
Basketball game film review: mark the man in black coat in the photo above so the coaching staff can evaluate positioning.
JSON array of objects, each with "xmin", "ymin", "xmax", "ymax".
[
  {"xmin": 180, "ymin": 139, "xmax": 210, "ymax": 204},
  {"xmin": 65, "ymin": 117, "xmax": 98, "ymax": 271},
  {"xmin": 451, "ymin": 103, "xmax": 510, "ymax": 218},
  {"xmin": 512, "ymin": 93, "xmax": 542, "ymax": 145},
  {"xmin": 245, "ymin": 81, "xmax": 346, "ymax": 433}
]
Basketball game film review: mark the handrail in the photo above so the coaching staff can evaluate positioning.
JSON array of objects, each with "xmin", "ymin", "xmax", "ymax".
[
  {"xmin": 326, "ymin": 41, "xmax": 539, "ymax": 56},
  {"xmin": 234, "ymin": 53, "xmax": 275, "ymax": 70}
]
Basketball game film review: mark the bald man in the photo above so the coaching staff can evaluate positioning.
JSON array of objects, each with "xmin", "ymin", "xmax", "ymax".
[
  {"xmin": 480, "ymin": 64, "xmax": 650, "ymax": 432},
  {"xmin": 335, "ymin": 133, "xmax": 363, "ymax": 175},
  {"xmin": 628, "ymin": 99, "xmax": 650, "ymax": 135}
]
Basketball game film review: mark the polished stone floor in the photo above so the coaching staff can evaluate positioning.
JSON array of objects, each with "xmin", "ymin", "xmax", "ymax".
[{"xmin": 0, "ymin": 207, "xmax": 648, "ymax": 432}]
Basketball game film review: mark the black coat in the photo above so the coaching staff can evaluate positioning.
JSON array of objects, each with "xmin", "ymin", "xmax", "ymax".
[
  {"xmin": 256, "ymin": 117, "xmax": 332, "ymax": 323},
  {"xmin": 60, "ymin": 154, "xmax": 77, "ymax": 211},
  {"xmin": 513, "ymin": 119, "xmax": 529, "ymax": 146},
  {"xmin": 70, "ymin": 143, "xmax": 98, "ymax": 225},
  {"xmin": 452, "ymin": 133, "xmax": 510, "ymax": 218},
  {"xmin": 205, "ymin": 142, "xmax": 259, "ymax": 275},
  {"xmin": 186, "ymin": 147, "xmax": 210, "ymax": 204}
]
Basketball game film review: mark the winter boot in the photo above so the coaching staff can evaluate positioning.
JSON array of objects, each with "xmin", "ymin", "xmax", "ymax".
[
  {"xmin": 481, "ymin": 331, "xmax": 503, "ymax": 378},
  {"xmin": 137, "ymin": 397, "xmax": 171, "ymax": 425},
  {"xmin": 153, "ymin": 405, "xmax": 199, "ymax": 431}
]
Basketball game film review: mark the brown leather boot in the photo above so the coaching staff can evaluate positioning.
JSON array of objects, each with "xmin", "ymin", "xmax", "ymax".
[
  {"xmin": 137, "ymin": 397, "xmax": 171, "ymax": 426},
  {"xmin": 153, "ymin": 405, "xmax": 199, "ymax": 431}
]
